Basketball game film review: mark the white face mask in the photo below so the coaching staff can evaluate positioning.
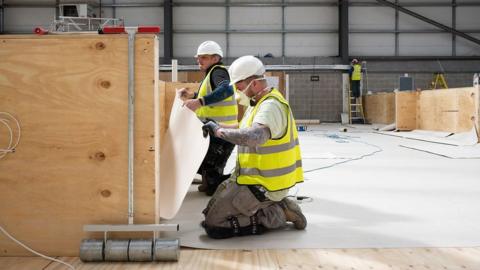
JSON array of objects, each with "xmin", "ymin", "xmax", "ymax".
[
  {"xmin": 236, "ymin": 90, "xmax": 250, "ymax": 107},
  {"xmin": 236, "ymin": 77, "xmax": 270, "ymax": 106}
]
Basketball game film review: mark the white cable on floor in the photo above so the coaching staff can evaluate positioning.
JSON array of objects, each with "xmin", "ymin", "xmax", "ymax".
[
  {"xmin": 0, "ymin": 224, "xmax": 75, "ymax": 270},
  {"xmin": 0, "ymin": 112, "xmax": 21, "ymax": 159},
  {"xmin": 290, "ymin": 132, "xmax": 382, "ymax": 204},
  {"xmin": 303, "ymin": 133, "xmax": 383, "ymax": 173}
]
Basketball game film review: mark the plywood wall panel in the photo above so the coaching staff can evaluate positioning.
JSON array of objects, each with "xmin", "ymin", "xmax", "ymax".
[
  {"xmin": 0, "ymin": 34, "xmax": 159, "ymax": 256},
  {"xmin": 395, "ymin": 91, "xmax": 418, "ymax": 131},
  {"xmin": 363, "ymin": 92, "xmax": 395, "ymax": 124}
]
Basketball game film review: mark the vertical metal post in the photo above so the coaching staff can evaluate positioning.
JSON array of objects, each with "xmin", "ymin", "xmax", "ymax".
[
  {"xmin": 172, "ymin": 59, "xmax": 178, "ymax": 82},
  {"xmin": 126, "ymin": 29, "xmax": 136, "ymax": 225},
  {"xmin": 112, "ymin": 0, "xmax": 116, "ymax": 18},
  {"xmin": 55, "ymin": 0, "xmax": 60, "ymax": 19},
  {"xmin": 452, "ymin": 0, "xmax": 456, "ymax": 56},
  {"xmin": 0, "ymin": 0, "xmax": 4, "ymax": 34},
  {"xmin": 282, "ymin": 0, "xmax": 286, "ymax": 63},
  {"xmin": 339, "ymin": 0, "xmax": 349, "ymax": 64},
  {"xmin": 395, "ymin": 0, "xmax": 399, "ymax": 56},
  {"xmin": 163, "ymin": 0, "xmax": 173, "ymax": 64},
  {"xmin": 226, "ymin": 0, "xmax": 230, "ymax": 61}
]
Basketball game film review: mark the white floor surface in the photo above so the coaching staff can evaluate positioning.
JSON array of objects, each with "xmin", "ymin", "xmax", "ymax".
[{"xmin": 164, "ymin": 124, "xmax": 480, "ymax": 249}]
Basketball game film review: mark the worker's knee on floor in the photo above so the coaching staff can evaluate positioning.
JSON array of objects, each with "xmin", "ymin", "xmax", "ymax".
[
  {"xmin": 204, "ymin": 225, "xmax": 235, "ymax": 239},
  {"xmin": 257, "ymin": 203, "xmax": 288, "ymax": 229},
  {"xmin": 203, "ymin": 222, "xmax": 267, "ymax": 239}
]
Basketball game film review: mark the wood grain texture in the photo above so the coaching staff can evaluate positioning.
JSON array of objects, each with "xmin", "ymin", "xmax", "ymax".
[
  {"xmin": 1, "ymin": 247, "xmax": 479, "ymax": 270},
  {"xmin": 0, "ymin": 34, "xmax": 159, "ymax": 256},
  {"xmin": 158, "ymin": 81, "xmax": 200, "ymax": 140},
  {"xmin": 395, "ymin": 91, "xmax": 419, "ymax": 131},
  {"xmin": 363, "ymin": 92, "xmax": 395, "ymax": 124},
  {"xmin": 417, "ymin": 87, "xmax": 478, "ymax": 133}
]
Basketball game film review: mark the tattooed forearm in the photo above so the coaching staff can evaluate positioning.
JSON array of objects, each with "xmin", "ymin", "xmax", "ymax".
[{"xmin": 217, "ymin": 123, "xmax": 271, "ymax": 147}]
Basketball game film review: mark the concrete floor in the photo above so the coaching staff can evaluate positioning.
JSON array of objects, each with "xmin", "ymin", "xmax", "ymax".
[{"xmin": 164, "ymin": 123, "xmax": 480, "ymax": 249}]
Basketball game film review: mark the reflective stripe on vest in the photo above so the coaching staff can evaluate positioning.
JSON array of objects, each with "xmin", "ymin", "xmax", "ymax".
[
  {"xmin": 352, "ymin": 64, "xmax": 362, "ymax": 81},
  {"xmin": 195, "ymin": 65, "xmax": 238, "ymax": 125},
  {"xmin": 237, "ymin": 88, "xmax": 304, "ymax": 191}
]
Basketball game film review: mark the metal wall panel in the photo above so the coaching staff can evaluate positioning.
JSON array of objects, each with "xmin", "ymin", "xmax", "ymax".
[
  {"xmin": 174, "ymin": 33, "xmax": 226, "ymax": 58},
  {"xmin": 285, "ymin": 34, "xmax": 338, "ymax": 57},
  {"xmin": 230, "ymin": 7, "xmax": 282, "ymax": 30},
  {"xmin": 174, "ymin": 7, "xmax": 224, "ymax": 30},
  {"xmin": 350, "ymin": 6, "xmax": 394, "ymax": 30},
  {"xmin": 399, "ymin": 33, "xmax": 452, "ymax": 56},
  {"xmin": 4, "ymin": 7, "xmax": 54, "ymax": 32},
  {"xmin": 229, "ymin": 33, "xmax": 281, "ymax": 57},
  {"xmin": 456, "ymin": 33, "xmax": 480, "ymax": 56},
  {"xmin": 456, "ymin": 6, "xmax": 480, "ymax": 30},
  {"xmin": 285, "ymin": 6, "xmax": 337, "ymax": 30},
  {"xmin": 2, "ymin": 1, "xmax": 479, "ymax": 57},
  {"xmin": 398, "ymin": 7, "xmax": 452, "ymax": 30},
  {"xmin": 350, "ymin": 33, "xmax": 395, "ymax": 56},
  {"xmin": 114, "ymin": 7, "xmax": 163, "ymax": 26}
]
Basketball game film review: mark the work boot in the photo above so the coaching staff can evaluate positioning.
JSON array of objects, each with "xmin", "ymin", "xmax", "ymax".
[{"xmin": 280, "ymin": 198, "xmax": 307, "ymax": 230}]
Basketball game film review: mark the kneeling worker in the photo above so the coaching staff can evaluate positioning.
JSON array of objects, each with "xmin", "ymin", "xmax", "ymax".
[
  {"xmin": 179, "ymin": 41, "xmax": 238, "ymax": 196},
  {"xmin": 201, "ymin": 55, "xmax": 306, "ymax": 239}
]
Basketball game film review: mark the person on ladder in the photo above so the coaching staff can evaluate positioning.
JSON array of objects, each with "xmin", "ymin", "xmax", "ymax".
[
  {"xmin": 349, "ymin": 58, "xmax": 362, "ymax": 104},
  {"xmin": 179, "ymin": 41, "xmax": 238, "ymax": 196}
]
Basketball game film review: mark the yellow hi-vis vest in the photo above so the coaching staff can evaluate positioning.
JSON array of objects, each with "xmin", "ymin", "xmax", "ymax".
[
  {"xmin": 352, "ymin": 64, "xmax": 362, "ymax": 81},
  {"xmin": 237, "ymin": 88, "xmax": 303, "ymax": 191},
  {"xmin": 195, "ymin": 65, "xmax": 238, "ymax": 125}
]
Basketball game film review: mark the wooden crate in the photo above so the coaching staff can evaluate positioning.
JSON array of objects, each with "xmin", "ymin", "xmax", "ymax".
[
  {"xmin": 364, "ymin": 88, "xmax": 478, "ymax": 137},
  {"xmin": 0, "ymin": 34, "xmax": 159, "ymax": 256},
  {"xmin": 363, "ymin": 92, "xmax": 395, "ymax": 124},
  {"xmin": 158, "ymin": 81, "xmax": 200, "ymax": 140}
]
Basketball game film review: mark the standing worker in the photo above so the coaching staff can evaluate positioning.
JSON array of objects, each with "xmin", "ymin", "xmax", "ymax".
[
  {"xmin": 179, "ymin": 41, "xmax": 238, "ymax": 196},
  {"xmin": 200, "ymin": 55, "xmax": 306, "ymax": 239},
  {"xmin": 349, "ymin": 58, "xmax": 362, "ymax": 103}
]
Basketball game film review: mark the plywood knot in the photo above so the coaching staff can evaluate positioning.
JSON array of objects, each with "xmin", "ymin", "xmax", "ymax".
[
  {"xmin": 100, "ymin": 189, "xmax": 111, "ymax": 198},
  {"xmin": 100, "ymin": 80, "xmax": 111, "ymax": 89},
  {"xmin": 93, "ymin": 151, "xmax": 106, "ymax": 161},
  {"xmin": 95, "ymin": 42, "xmax": 106, "ymax": 50}
]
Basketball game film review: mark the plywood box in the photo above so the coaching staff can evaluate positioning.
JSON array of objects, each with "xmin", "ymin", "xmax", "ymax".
[
  {"xmin": 363, "ymin": 92, "xmax": 395, "ymax": 124},
  {"xmin": 0, "ymin": 34, "xmax": 159, "ymax": 256},
  {"xmin": 364, "ymin": 88, "xmax": 478, "ymax": 137},
  {"xmin": 158, "ymin": 81, "xmax": 200, "ymax": 139},
  {"xmin": 416, "ymin": 87, "xmax": 478, "ymax": 133},
  {"xmin": 395, "ymin": 91, "xmax": 419, "ymax": 131}
]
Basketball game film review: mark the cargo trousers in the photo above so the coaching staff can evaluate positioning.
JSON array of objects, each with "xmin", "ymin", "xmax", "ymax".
[
  {"xmin": 198, "ymin": 135, "xmax": 235, "ymax": 195},
  {"xmin": 202, "ymin": 179, "xmax": 287, "ymax": 239}
]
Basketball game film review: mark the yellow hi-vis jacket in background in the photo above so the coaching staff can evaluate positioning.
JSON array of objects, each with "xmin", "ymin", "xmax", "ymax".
[
  {"xmin": 237, "ymin": 88, "xmax": 303, "ymax": 191},
  {"xmin": 196, "ymin": 65, "xmax": 238, "ymax": 125},
  {"xmin": 352, "ymin": 64, "xmax": 362, "ymax": 81}
]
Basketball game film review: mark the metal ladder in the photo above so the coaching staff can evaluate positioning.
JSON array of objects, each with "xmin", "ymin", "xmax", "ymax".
[
  {"xmin": 430, "ymin": 72, "xmax": 449, "ymax": 89},
  {"xmin": 348, "ymin": 89, "xmax": 365, "ymax": 124}
]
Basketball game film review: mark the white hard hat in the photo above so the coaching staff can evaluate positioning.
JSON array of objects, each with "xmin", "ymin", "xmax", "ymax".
[
  {"xmin": 228, "ymin": 55, "xmax": 265, "ymax": 85},
  {"xmin": 195, "ymin": 41, "xmax": 223, "ymax": 58}
]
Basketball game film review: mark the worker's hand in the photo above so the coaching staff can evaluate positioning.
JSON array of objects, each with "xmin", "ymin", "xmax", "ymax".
[
  {"xmin": 203, "ymin": 118, "xmax": 217, "ymax": 124},
  {"xmin": 202, "ymin": 121, "xmax": 220, "ymax": 138},
  {"xmin": 178, "ymin": 88, "xmax": 192, "ymax": 101},
  {"xmin": 183, "ymin": 99, "xmax": 202, "ymax": 111}
]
